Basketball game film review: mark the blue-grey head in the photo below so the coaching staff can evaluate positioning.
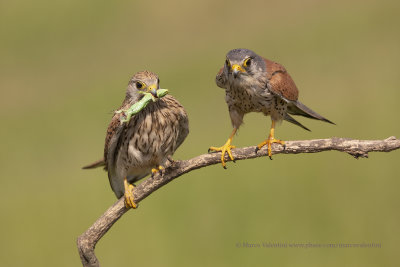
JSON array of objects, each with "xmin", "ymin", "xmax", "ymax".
[{"xmin": 224, "ymin": 48, "xmax": 266, "ymax": 79}]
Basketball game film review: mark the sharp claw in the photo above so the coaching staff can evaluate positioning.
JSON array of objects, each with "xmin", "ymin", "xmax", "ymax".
[
  {"xmin": 269, "ymin": 156, "xmax": 273, "ymax": 160},
  {"xmin": 209, "ymin": 140, "xmax": 235, "ymax": 168},
  {"xmin": 124, "ymin": 187, "xmax": 137, "ymax": 209},
  {"xmin": 151, "ymin": 166, "xmax": 164, "ymax": 178},
  {"xmin": 255, "ymin": 147, "xmax": 260, "ymax": 153},
  {"xmin": 125, "ymin": 199, "xmax": 132, "ymax": 209}
]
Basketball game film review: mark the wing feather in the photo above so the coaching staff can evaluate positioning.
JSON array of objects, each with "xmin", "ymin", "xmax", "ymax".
[
  {"xmin": 264, "ymin": 58, "xmax": 299, "ymax": 101},
  {"xmin": 104, "ymin": 99, "xmax": 133, "ymax": 170}
]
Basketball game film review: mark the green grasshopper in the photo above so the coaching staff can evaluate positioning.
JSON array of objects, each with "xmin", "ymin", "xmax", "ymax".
[{"xmin": 116, "ymin": 89, "xmax": 169, "ymax": 124}]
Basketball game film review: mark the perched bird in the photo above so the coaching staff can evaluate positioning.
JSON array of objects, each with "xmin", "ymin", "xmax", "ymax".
[
  {"xmin": 83, "ymin": 71, "xmax": 189, "ymax": 208},
  {"xmin": 209, "ymin": 48, "xmax": 334, "ymax": 168}
]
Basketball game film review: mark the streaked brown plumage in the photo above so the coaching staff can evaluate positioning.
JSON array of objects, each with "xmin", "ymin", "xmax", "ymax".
[
  {"xmin": 210, "ymin": 48, "xmax": 334, "ymax": 168},
  {"xmin": 84, "ymin": 71, "xmax": 189, "ymax": 208}
]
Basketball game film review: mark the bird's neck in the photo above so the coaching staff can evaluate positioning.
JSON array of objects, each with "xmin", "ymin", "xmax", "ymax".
[{"xmin": 227, "ymin": 75, "xmax": 266, "ymax": 93}]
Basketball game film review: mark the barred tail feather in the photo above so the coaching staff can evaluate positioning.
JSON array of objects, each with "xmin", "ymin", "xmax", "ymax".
[{"xmin": 82, "ymin": 158, "xmax": 106, "ymax": 169}]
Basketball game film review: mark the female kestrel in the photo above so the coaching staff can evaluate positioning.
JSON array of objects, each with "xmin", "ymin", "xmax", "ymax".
[{"xmin": 84, "ymin": 71, "xmax": 189, "ymax": 208}]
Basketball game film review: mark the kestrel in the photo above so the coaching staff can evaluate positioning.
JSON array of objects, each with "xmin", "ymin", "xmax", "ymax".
[
  {"xmin": 209, "ymin": 48, "xmax": 334, "ymax": 168},
  {"xmin": 83, "ymin": 71, "xmax": 189, "ymax": 208}
]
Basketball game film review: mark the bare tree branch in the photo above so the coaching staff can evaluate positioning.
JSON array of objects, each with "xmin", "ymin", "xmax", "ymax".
[{"xmin": 77, "ymin": 136, "xmax": 400, "ymax": 267}]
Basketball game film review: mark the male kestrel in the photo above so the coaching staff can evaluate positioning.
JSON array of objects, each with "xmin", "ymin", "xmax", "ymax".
[
  {"xmin": 209, "ymin": 48, "xmax": 334, "ymax": 168},
  {"xmin": 83, "ymin": 71, "xmax": 189, "ymax": 208}
]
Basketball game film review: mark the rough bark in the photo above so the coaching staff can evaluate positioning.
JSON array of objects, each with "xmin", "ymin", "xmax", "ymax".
[{"xmin": 77, "ymin": 136, "xmax": 400, "ymax": 267}]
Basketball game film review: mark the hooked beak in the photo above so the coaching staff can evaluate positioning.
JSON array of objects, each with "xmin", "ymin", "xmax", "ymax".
[
  {"xmin": 148, "ymin": 84, "xmax": 158, "ymax": 98},
  {"xmin": 231, "ymin": 64, "xmax": 245, "ymax": 78}
]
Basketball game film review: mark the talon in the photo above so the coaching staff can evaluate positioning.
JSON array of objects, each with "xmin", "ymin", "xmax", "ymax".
[
  {"xmin": 208, "ymin": 143, "xmax": 236, "ymax": 168},
  {"xmin": 209, "ymin": 128, "xmax": 237, "ymax": 168},
  {"xmin": 151, "ymin": 165, "xmax": 164, "ymax": 178},
  {"xmin": 259, "ymin": 137, "xmax": 284, "ymax": 158},
  {"xmin": 257, "ymin": 120, "xmax": 285, "ymax": 159},
  {"xmin": 124, "ymin": 178, "xmax": 137, "ymax": 209},
  {"xmin": 158, "ymin": 166, "xmax": 164, "ymax": 176},
  {"xmin": 256, "ymin": 139, "xmax": 268, "ymax": 151}
]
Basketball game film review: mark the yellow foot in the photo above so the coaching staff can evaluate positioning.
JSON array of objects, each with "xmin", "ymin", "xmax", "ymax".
[
  {"xmin": 256, "ymin": 138, "xmax": 285, "ymax": 160},
  {"xmin": 151, "ymin": 165, "xmax": 164, "ymax": 178},
  {"xmin": 208, "ymin": 142, "xmax": 236, "ymax": 169},
  {"xmin": 124, "ymin": 178, "xmax": 137, "ymax": 209}
]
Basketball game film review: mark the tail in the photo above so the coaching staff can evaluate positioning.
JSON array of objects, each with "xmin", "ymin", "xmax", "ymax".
[
  {"xmin": 82, "ymin": 158, "xmax": 106, "ymax": 169},
  {"xmin": 284, "ymin": 100, "xmax": 335, "ymax": 130},
  {"xmin": 284, "ymin": 114, "xmax": 311, "ymax": 131}
]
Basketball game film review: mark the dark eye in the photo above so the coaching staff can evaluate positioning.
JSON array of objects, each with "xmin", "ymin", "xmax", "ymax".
[
  {"xmin": 243, "ymin": 58, "xmax": 252, "ymax": 67},
  {"xmin": 136, "ymin": 82, "xmax": 143, "ymax": 89}
]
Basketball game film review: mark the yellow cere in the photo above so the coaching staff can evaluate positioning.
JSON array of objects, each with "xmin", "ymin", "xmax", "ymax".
[
  {"xmin": 231, "ymin": 64, "xmax": 245, "ymax": 73},
  {"xmin": 147, "ymin": 84, "xmax": 157, "ymax": 92}
]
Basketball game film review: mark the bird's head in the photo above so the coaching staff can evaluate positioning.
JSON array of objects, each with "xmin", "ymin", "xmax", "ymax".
[
  {"xmin": 126, "ymin": 71, "xmax": 165, "ymax": 101},
  {"xmin": 224, "ymin": 48, "xmax": 266, "ymax": 81}
]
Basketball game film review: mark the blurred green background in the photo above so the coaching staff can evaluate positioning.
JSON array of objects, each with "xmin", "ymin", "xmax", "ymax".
[{"xmin": 1, "ymin": 0, "xmax": 399, "ymax": 266}]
